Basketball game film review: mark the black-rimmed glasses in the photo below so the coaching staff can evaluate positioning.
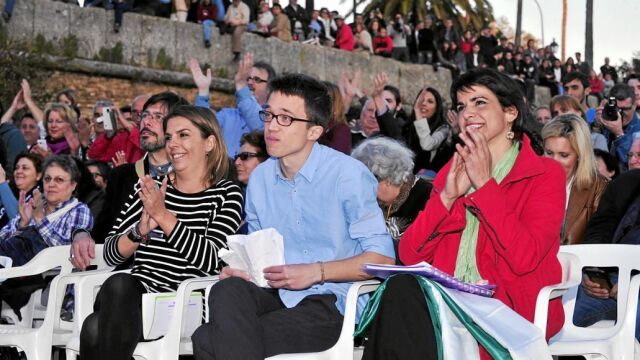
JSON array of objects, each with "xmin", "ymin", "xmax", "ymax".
[
  {"xmin": 259, "ymin": 110, "xmax": 315, "ymax": 127},
  {"xmin": 234, "ymin": 152, "xmax": 264, "ymax": 161},
  {"xmin": 247, "ymin": 76, "xmax": 267, "ymax": 84},
  {"xmin": 140, "ymin": 111, "xmax": 165, "ymax": 122}
]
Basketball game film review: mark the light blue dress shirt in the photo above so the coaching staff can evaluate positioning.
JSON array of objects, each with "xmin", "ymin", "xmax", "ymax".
[
  {"xmin": 195, "ymin": 86, "xmax": 264, "ymax": 157},
  {"xmin": 245, "ymin": 143, "xmax": 395, "ymax": 316}
]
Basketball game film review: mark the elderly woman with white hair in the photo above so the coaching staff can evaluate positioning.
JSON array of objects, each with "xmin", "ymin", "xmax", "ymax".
[{"xmin": 352, "ymin": 136, "xmax": 432, "ymax": 258}]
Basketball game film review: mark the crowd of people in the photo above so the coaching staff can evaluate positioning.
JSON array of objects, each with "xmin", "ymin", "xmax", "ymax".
[{"xmin": 1, "ymin": 3, "xmax": 640, "ymax": 356}]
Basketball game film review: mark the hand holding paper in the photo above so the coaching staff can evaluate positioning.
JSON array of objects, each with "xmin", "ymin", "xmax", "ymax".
[{"xmin": 219, "ymin": 228, "xmax": 285, "ymax": 287}]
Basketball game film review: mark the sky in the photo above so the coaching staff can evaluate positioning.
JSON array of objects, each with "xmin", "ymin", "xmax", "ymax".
[{"xmin": 318, "ymin": 0, "xmax": 639, "ymax": 66}]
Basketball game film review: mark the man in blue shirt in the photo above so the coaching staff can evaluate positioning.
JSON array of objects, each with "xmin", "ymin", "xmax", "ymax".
[
  {"xmin": 191, "ymin": 53, "xmax": 275, "ymax": 157},
  {"xmin": 563, "ymin": 71, "xmax": 597, "ymax": 124},
  {"xmin": 598, "ymin": 84, "xmax": 640, "ymax": 170},
  {"xmin": 192, "ymin": 74, "xmax": 395, "ymax": 360}
]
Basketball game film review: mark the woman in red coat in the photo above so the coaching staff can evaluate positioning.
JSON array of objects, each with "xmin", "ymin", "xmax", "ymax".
[{"xmin": 362, "ymin": 68, "xmax": 565, "ymax": 360}]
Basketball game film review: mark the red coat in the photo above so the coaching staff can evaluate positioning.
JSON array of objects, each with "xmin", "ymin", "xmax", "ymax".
[
  {"xmin": 87, "ymin": 129, "xmax": 144, "ymax": 164},
  {"xmin": 335, "ymin": 24, "xmax": 355, "ymax": 51},
  {"xmin": 399, "ymin": 136, "xmax": 565, "ymax": 345}
]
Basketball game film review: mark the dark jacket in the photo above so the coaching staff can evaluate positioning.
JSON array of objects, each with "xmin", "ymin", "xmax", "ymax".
[
  {"xmin": 283, "ymin": 3, "xmax": 308, "ymax": 35},
  {"xmin": 584, "ymin": 170, "xmax": 640, "ymax": 244},
  {"xmin": 0, "ymin": 123, "xmax": 27, "ymax": 174}
]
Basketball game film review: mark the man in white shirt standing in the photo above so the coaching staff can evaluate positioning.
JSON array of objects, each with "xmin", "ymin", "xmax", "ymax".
[{"xmin": 223, "ymin": 0, "xmax": 250, "ymax": 61}]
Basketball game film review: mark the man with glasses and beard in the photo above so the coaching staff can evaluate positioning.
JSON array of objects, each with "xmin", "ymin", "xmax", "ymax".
[
  {"xmin": 191, "ymin": 53, "xmax": 276, "ymax": 157},
  {"xmin": 69, "ymin": 92, "xmax": 189, "ymax": 270}
]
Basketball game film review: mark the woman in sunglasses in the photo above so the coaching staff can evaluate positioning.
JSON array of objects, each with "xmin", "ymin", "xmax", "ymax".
[{"xmin": 234, "ymin": 130, "xmax": 268, "ymax": 186}]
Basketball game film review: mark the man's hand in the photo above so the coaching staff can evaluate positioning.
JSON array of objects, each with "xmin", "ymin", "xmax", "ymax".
[
  {"xmin": 263, "ymin": 263, "xmax": 322, "ymax": 290},
  {"xmin": 71, "ymin": 231, "xmax": 96, "ymax": 270},
  {"xmin": 234, "ymin": 52, "xmax": 254, "ymax": 91},
  {"xmin": 595, "ymin": 99, "xmax": 624, "ymax": 136},
  {"xmin": 219, "ymin": 266, "xmax": 251, "ymax": 281},
  {"xmin": 582, "ymin": 274, "xmax": 612, "ymax": 299},
  {"xmin": 189, "ymin": 58, "xmax": 212, "ymax": 97}
]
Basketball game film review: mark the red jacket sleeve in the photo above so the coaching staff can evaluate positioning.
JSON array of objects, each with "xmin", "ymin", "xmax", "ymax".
[
  {"xmin": 87, "ymin": 133, "xmax": 114, "ymax": 162},
  {"xmin": 463, "ymin": 161, "xmax": 565, "ymax": 275}
]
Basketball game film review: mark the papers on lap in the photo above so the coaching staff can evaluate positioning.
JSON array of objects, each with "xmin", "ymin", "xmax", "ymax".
[{"xmin": 364, "ymin": 261, "xmax": 496, "ymax": 297}]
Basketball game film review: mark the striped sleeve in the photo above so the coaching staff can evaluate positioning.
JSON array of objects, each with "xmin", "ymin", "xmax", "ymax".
[
  {"xmin": 104, "ymin": 181, "xmax": 142, "ymax": 266},
  {"xmin": 165, "ymin": 181, "xmax": 243, "ymax": 274}
]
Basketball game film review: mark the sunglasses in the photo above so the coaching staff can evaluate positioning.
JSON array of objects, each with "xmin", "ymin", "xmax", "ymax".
[{"xmin": 234, "ymin": 152, "xmax": 264, "ymax": 161}]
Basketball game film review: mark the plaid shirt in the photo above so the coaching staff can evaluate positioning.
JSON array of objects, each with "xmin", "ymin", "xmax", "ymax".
[{"xmin": 0, "ymin": 198, "xmax": 94, "ymax": 246}]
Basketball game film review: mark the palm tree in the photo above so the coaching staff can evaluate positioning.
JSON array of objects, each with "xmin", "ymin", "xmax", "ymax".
[
  {"xmin": 361, "ymin": 0, "xmax": 495, "ymax": 32},
  {"xmin": 585, "ymin": 0, "xmax": 593, "ymax": 68}
]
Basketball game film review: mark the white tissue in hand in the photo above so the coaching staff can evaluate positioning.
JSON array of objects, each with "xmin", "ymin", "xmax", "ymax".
[{"xmin": 220, "ymin": 228, "xmax": 285, "ymax": 287}]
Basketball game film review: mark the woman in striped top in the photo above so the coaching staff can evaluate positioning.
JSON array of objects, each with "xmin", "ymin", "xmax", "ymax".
[{"xmin": 80, "ymin": 106, "xmax": 244, "ymax": 360}]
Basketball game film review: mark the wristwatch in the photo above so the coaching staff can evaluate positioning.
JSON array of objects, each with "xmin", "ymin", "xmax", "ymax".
[{"xmin": 127, "ymin": 222, "xmax": 148, "ymax": 244}]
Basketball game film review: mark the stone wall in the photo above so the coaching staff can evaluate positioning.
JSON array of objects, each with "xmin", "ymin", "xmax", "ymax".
[
  {"xmin": 44, "ymin": 71, "xmax": 235, "ymax": 114},
  {"xmin": 0, "ymin": 0, "xmax": 453, "ymax": 105}
]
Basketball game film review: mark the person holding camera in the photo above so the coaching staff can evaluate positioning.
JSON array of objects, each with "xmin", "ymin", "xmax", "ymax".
[
  {"xmin": 597, "ymin": 84, "xmax": 640, "ymax": 170},
  {"xmin": 387, "ymin": 14, "xmax": 411, "ymax": 62}
]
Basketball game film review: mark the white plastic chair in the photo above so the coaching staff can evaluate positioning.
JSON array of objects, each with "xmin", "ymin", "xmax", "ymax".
[
  {"xmin": 65, "ymin": 272, "xmax": 220, "ymax": 360},
  {"xmin": 535, "ymin": 244, "xmax": 640, "ymax": 360},
  {"xmin": 0, "ymin": 245, "xmax": 109, "ymax": 360},
  {"xmin": 266, "ymin": 280, "xmax": 381, "ymax": 360}
]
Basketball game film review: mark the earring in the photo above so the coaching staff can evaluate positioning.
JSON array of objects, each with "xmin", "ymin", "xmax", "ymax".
[{"xmin": 506, "ymin": 129, "xmax": 515, "ymax": 141}]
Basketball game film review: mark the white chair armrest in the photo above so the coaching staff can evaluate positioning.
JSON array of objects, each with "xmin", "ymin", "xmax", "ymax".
[
  {"xmin": 533, "ymin": 252, "xmax": 582, "ymax": 337},
  {"xmin": 340, "ymin": 280, "xmax": 381, "ymax": 340},
  {"xmin": 0, "ymin": 245, "xmax": 74, "ymax": 278},
  {"xmin": 166, "ymin": 276, "xmax": 220, "ymax": 338}
]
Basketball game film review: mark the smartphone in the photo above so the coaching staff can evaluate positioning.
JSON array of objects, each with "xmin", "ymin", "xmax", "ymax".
[
  {"xmin": 37, "ymin": 139, "xmax": 48, "ymax": 151},
  {"xmin": 100, "ymin": 108, "xmax": 117, "ymax": 132},
  {"xmin": 584, "ymin": 267, "xmax": 612, "ymax": 290}
]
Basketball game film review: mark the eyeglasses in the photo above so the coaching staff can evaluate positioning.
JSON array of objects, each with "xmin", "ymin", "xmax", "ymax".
[
  {"xmin": 246, "ymin": 76, "xmax": 267, "ymax": 84},
  {"xmin": 43, "ymin": 176, "xmax": 72, "ymax": 185},
  {"xmin": 234, "ymin": 152, "xmax": 264, "ymax": 161},
  {"xmin": 141, "ymin": 111, "xmax": 165, "ymax": 122},
  {"xmin": 132, "ymin": 110, "xmax": 143, "ymax": 119},
  {"xmin": 259, "ymin": 110, "xmax": 316, "ymax": 127}
]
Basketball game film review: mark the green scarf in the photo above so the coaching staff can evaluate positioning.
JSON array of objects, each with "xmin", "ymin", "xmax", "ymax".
[{"xmin": 454, "ymin": 143, "xmax": 520, "ymax": 283}]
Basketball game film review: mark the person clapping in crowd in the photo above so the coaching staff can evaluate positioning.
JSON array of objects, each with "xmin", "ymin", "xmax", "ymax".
[
  {"xmin": 79, "ymin": 106, "xmax": 243, "ymax": 359},
  {"xmin": 0, "ymin": 153, "xmax": 43, "ymax": 229}
]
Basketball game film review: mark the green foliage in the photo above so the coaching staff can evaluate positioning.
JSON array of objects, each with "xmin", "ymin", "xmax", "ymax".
[
  {"xmin": 97, "ymin": 42, "xmax": 124, "ymax": 63},
  {"xmin": 155, "ymin": 48, "xmax": 173, "ymax": 70},
  {"xmin": 60, "ymin": 35, "xmax": 79, "ymax": 58},
  {"xmin": 32, "ymin": 33, "xmax": 56, "ymax": 55},
  {"xmin": 0, "ymin": 30, "xmax": 53, "ymax": 112},
  {"xmin": 214, "ymin": 66, "xmax": 228, "ymax": 79}
]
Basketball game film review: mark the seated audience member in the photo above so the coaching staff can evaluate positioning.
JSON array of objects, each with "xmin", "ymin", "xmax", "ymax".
[
  {"xmin": 0, "ymin": 153, "xmax": 43, "ymax": 229},
  {"xmin": 542, "ymin": 114, "xmax": 608, "ymax": 244},
  {"xmin": 191, "ymin": 73, "xmax": 395, "ymax": 359},
  {"xmin": 70, "ymin": 92, "xmax": 189, "ymax": 268},
  {"xmin": 317, "ymin": 7, "xmax": 336, "ymax": 46},
  {"xmin": 234, "ymin": 130, "xmax": 268, "ymax": 186},
  {"xmin": 18, "ymin": 113, "xmax": 40, "ymax": 148},
  {"xmin": 222, "ymin": 0, "xmax": 251, "ymax": 61},
  {"xmin": 387, "ymin": 14, "xmax": 410, "ymax": 62},
  {"xmin": 88, "ymin": 98, "xmax": 145, "ymax": 165},
  {"xmin": 55, "ymin": 88, "xmax": 77, "ymax": 108},
  {"xmin": 29, "ymin": 103, "xmax": 80, "ymax": 158},
  {"xmin": 572, "ymin": 169, "xmax": 640, "ymax": 340},
  {"xmin": 320, "ymin": 82, "xmax": 352, "ymax": 154},
  {"xmin": 563, "ymin": 71, "xmax": 596, "ymax": 124},
  {"xmin": 334, "ymin": 15, "xmax": 354, "ymax": 51},
  {"xmin": 72, "ymin": 158, "xmax": 106, "ymax": 220},
  {"xmin": 550, "ymin": 95, "xmax": 608, "ymax": 152},
  {"xmin": 197, "ymin": 0, "xmax": 224, "ymax": 48},
  {"xmin": 193, "ymin": 55, "xmax": 275, "ymax": 157},
  {"xmin": 354, "ymin": 22, "xmax": 372, "ymax": 53},
  {"xmin": 373, "ymin": 27, "xmax": 393, "ymax": 57},
  {"xmin": 79, "ymin": 106, "xmax": 243, "ymax": 359},
  {"xmin": 269, "ymin": 4, "xmax": 292, "ymax": 42},
  {"xmin": 594, "ymin": 148, "xmax": 619, "ymax": 180},
  {"xmin": 0, "ymin": 155, "xmax": 93, "ymax": 266},
  {"xmin": 351, "ymin": 137, "xmax": 432, "ymax": 252},
  {"xmin": 627, "ymin": 132, "xmax": 640, "ymax": 171},
  {"xmin": 597, "ymin": 84, "xmax": 640, "ymax": 170},
  {"xmin": 535, "ymin": 106, "xmax": 552, "ymax": 124},
  {"xmin": 359, "ymin": 69, "xmax": 566, "ymax": 359},
  {"xmin": 253, "ymin": 0, "xmax": 273, "ymax": 34},
  {"xmin": 85, "ymin": 160, "xmax": 110, "ymax": 192},
  {"xmin": 283, "ymin": 0, "xmax": 307, "ymax": 41},
  {"xmin": 350, "ymin": 98, "xmax": 379, "ymax": 147},
  {"xmin": 402, "ymin": 86, "xmax": 451, "ymax": 173}
]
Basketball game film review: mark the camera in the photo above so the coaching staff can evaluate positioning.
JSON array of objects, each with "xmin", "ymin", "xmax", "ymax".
[{"xmin": 602, "ymin": 97, "xmax": 620, "ymax": 121}]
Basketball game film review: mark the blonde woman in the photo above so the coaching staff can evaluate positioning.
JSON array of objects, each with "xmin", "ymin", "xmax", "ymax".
[
  {"xmin": 31, "ymin": 103, "xmax": 80, "ymax": 157},
  {"xmin": 542, "ymin": 113, "xmax": 608, "ymax": 244}
]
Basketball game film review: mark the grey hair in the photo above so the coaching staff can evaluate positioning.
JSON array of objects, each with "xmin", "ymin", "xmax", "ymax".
[
  {"xmin": 92, "ymin": 100, "xmax": 114, "ymax": 115},
  {"xmin": 351, "ymin": 137, "xmax": 415, "ymax": 186},
  {"xmin": 42, "ymin": 155, "xmax": 81, "ymax": 183}
]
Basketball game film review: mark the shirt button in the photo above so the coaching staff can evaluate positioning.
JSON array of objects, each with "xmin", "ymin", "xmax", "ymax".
[{"xmin": 303, "ymin": 250, "xmax": 309, "ymax": 254}]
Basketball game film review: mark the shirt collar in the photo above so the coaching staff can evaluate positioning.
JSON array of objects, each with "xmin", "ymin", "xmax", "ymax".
[
  {"xmin": 46, "ymin": 197, "xmax": 77, "ymax": 211},
  {"xmin": 274, "ymin": 142, "xmax": 322, "ymax": 184}
]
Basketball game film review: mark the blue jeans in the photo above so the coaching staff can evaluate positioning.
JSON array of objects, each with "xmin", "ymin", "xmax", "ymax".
[
  {"xmin": 4, "ymin": 0, "xmax": 15, "ymax": 16},
  {"xmin": 203, "ymin": 20, "xmax": 215, "ymax": 42},
  {"xmin": 573, "ymin": 274, "xmax": 640, "ymax": 340}
]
